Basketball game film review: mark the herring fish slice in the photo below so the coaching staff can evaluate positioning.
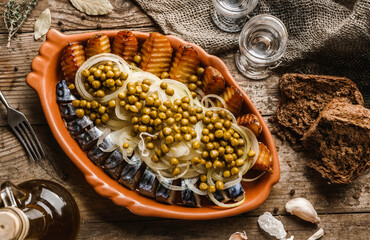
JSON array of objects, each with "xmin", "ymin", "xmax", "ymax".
[
  {"xmin": 118, "ymin": 153, "xmax": 144, "ymax": 190},
  {"xmin": 138, "ymin": 167, "xmax": 159, "ymax": 198},
  {"xmin": 56, "ymin": 80, "xmax": 76, "ymax": 103},
  {"xmin": 76, "ymin": 126, "xmax": 103, "ymax": 150},
  {"xmin": 103, "ymin": 149, "xmax": 127, "ymax": 180}
]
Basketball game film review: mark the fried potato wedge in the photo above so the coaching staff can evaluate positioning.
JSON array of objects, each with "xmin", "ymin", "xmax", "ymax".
[
  {"xmin": 61, "ymin": 42, "xmax": 86, "ymax": 84},
  {"xmin": 237, "ymin": 113, "xmax": 262, "ymax": 137},
  {"xmin": 169, "ymin": 45, "xmax": 199, "ymax": 83},
  {"xmin": 252, "ymin": 142, "xmax": 273, "ymax": 173},
  {"xmin": 202, "ymin": 66, "xmax": 225, "ymax": 95},
  {"xmin": 218, "ymin": 86, "xmax": 243, "ymax": 116},
  {"xmin": 140, "ymin": 32, "xmax": 173, "ymax": 77},
  {"xmin": 112, "ymin": 30, "xmax": 138, "ymax": 64},
  {"xmin": 85, "ymin": 33, "xmax": 111, "ymax": 59}
]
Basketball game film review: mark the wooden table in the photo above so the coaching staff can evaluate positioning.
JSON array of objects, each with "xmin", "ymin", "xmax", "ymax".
[{"xmin": 0, "ymin": 1, "xmax": 368, "ymax": 239}]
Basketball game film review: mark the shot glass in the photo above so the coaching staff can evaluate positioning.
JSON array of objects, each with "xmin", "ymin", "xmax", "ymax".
[
  {"xmin": 235, "ymin": 14, "xmax": 288, "ymax": 80},
  {"xmin": 211, "ymin": 0, "xmax": 258, "ymax": 33}
]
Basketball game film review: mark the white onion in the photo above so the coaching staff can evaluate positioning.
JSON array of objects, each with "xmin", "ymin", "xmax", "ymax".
[
  {"xmin": 138, "ymin": 132, "xmax": 157, "ymax": 157},
  {"xmin": 156, "ymin": 162, "xmax": 190, "ymax": 181},
  {"xmin": 75, "ymin": 53, "xmax": 132, "ymax": 103},
  {"xmin": 242, "ymin": 172, "xmax": 266, "ymax": 182},
  {"xmin": 166, "ymin": 142, "xmax": 190, "ymax": 158},
  {"xmin": 184, "ymin": 178, "xmax": 208, "ymax": 195},
  {"xmin": 208, "ymin": 192, "xmax": 245, "ymax": 208},
  {"xmin": 96, "ymin": 127, "xmax": 117, "ymax": 152},
  {"xmin": 157, "ymin": 174, "xmax": 186, "ymax": 191},
  {"xmin": 162, "ymin": 79, "xmax": 194, "ymax": 105},
  {"xmin": 224, "ymin": 172, "xmax": 242, "ymax": 189},
  {"xmin": 240, "ymin": 126, "xmax": 260, "ymax": 171},
  {"xmin": 208, "ymin": 107, "xmax": 237, "ymax": 124},
  {"xmin": 201, "ymin": 94, "xmax": 227, "ymax": 108},
  {"xmin": 141, "ymin": 154, "xmax": 169, "ymax": 171}
]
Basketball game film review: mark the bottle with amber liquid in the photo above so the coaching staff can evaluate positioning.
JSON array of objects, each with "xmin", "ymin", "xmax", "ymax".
[{"xmin": 0, "ymin": 180, "xmax": 80, "ymax": 240}]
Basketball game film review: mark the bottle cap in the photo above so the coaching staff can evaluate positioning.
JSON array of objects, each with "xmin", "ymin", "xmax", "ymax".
[{"xmin": 0, "ymin": 207, "xmax": 29, "ymax": 240}]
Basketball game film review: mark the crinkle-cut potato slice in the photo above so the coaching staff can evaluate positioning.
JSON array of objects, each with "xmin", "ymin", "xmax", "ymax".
[
  {"xmin": 85, "ymin": 33, "xmax": 111, "ymax": 58},
  {"xmin": 237, "ymin": 113, "xmax": 262, "ymax": 137},
  {"xmin": 217, "ymin": 86, "xmax": 243, "ymax": 116},
  {"xmin": 169, "ymin": 45, "xmax": 199, "ymax": 83},
  {"xmin": 61, "ymin": 42, "xmax": 86, "ymax": 84},
  {"xmin": 140, "ymin": 32, "xmax": 173, "ymax": 77},
  {"xmin": 252, "ymin": 142, "xmax": 273, "ymax": 173},
  {"xmin": 202, "ymin": 66, "xmax": 225, "ymax": 95},
  {"xmin": 112, "ymin": 30, "xmax": 139, "ymax": 64}
]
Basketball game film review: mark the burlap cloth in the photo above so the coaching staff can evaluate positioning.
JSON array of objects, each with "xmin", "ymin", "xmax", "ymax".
[{"xmin": 134, "ymin": 0, "xmax": 370, "ymax": 107}]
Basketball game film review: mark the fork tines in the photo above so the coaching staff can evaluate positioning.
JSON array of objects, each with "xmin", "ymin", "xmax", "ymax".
[{"xmin": 12, "ymin": 119, "xmax": 45, "ymax": 162}]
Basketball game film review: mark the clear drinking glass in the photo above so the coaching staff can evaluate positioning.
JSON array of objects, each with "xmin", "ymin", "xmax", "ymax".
[
  {"xmin": 235, "ymin": 14, "xmax": 288, "ymax": 80},
  {"xmin": 212, "ymin": 0, "xmax": 258, "ymax": 33}
]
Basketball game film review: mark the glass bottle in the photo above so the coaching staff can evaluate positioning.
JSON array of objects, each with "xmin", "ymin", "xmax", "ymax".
[
  {"xmin": 235, "ymin": 14, "xmax": 288, "ymax": 80},
  {"xmin": 0, "ymin": 180, "xmax": 80, "ymax": 240},
  {"xmin": 211, "ymin": 0, "xmax": 258, "ymax": 33}
]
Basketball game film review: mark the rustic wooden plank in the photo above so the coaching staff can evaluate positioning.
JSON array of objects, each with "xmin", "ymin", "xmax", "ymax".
[
  {"xmin": 77, "ymin": 213, "xmax": 370, "ymax": 240},
  {"xmin": 0, "ymin": 1, "xmax": 369, "ymax": 238},
  {"xmin": 0, "ymin": 0, "xmax": 154, "ymax": 34}
]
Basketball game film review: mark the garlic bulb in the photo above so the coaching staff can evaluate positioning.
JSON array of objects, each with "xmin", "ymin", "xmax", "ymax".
[
  {"xmin": 229, "ymin": 231, "xmax": 248, "ymax": 240},
  {"xmin": 285, "ymin": 198, "xmax": 320, "ymax": 224},
  {"xmin": 307, "ymin": 228, "xmax": 324, "ymax": 240}
]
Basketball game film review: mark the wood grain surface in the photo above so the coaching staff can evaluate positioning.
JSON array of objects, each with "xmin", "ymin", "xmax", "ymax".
[{"xmin": 0, "ymin": 0, "xmax": 369, "ymax": 239}]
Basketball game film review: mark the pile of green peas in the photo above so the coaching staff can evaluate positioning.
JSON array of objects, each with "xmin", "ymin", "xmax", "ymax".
[
  {"xmin": 80, "ymin": 61, "xmax": 128, "ymax": 98},
  {"xmin": 72, "ymin": 98, "xmax": 116, "ymax": 125},
  {"xmin": 158, "ymin": 67, "xmax": 205, "ymax": 99},
  {"xmin": 191, "ymin": 110, "xmax": 248, "ymax": 192}
]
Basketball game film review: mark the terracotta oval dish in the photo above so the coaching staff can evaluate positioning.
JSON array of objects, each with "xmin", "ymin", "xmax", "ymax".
[{"xmin": 26, "ymin": 29, "xmax": 280, "ymax": 220}]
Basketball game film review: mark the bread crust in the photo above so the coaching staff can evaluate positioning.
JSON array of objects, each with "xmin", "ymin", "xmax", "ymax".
[
  {"xmin": 302, "ymin": 98, "xmax": 370, "ymax": 184},
  {"xmin": 276, "ymin": 73, "xmax": 364, "ymax": 144}
]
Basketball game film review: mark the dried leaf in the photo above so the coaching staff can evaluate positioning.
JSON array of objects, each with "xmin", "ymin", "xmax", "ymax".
[
  {"xmin": 70, "ymin": 0, "xmax": 113, "ymax": 16},
  {"xmin": 34, "ymin": 8, "xmax": 51, "ymax": 40}
]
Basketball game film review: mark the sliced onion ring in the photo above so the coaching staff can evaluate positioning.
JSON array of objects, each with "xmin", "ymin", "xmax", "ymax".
[
  {"xmin": 208, "ymin": 192, "xmax": 245, "ymax": 208},
  {"xmin": 75, "ymin": 53, "xmax": 132, "ymax": 103}
]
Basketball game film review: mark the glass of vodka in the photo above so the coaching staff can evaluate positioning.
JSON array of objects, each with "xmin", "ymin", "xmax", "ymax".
[
  {"xmin": 212, "ymin": 0, "xmax": 258, "ymax": 33},
  {"xmin": 235, "ymin": 14, "xmax": 288, "ymax": 80}
]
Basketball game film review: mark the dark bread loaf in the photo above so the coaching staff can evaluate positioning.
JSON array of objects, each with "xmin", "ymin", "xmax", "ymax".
[
  {"xmin": 302, "ymin": 98, "xmax": 370, "ymax": 184},
  {"xmin": 276, "ymin": 74, "xmax": 364, "ymax": 144}
]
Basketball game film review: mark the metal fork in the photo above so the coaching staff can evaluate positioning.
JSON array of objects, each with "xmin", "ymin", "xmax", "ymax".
[{"xmin": 0, "ymin": 90, "xmax": 45, "ymax": 162}]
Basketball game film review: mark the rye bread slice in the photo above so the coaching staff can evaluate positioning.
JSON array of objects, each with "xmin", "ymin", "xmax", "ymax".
[
  {"xmin": 302, "ymin": 98, "xmax": 370, "ymax": 184},
  {"xmin": 276, "ymin": 74, "xmax": 364, "ymax": 144}
]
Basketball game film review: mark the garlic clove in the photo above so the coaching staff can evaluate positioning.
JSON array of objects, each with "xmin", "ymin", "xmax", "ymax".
[
  {"xmin": 285, "ymin": 197, "xmax": 320, "ymax": 224},
  {"xmin": 229, "ymin": 231, "xmax": 248, "ymax": 240},
  {"xmin": 307, "ymin": 228, "xmax": 324, "ymax": 240}
]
